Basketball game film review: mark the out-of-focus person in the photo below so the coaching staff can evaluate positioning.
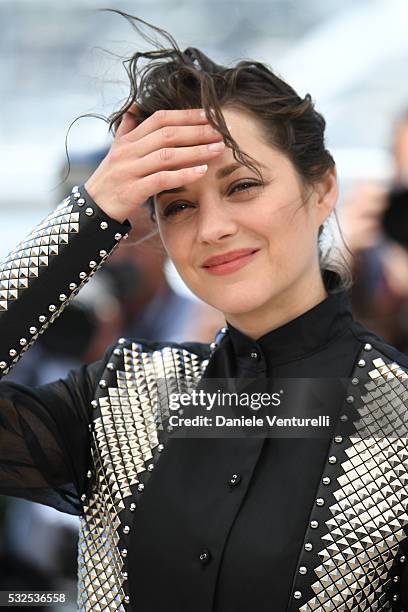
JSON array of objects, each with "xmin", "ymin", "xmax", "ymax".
[{"xmin": 339, "ymin": 109, "xmax": 408, "ymax": 354}]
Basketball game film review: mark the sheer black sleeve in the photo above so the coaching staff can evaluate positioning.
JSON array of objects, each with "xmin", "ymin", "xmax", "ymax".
[
  {"xmin": 0, "ymin": 351, "xmax": 112, "ymax": 515},
  {"xmin": 0, "ymin": 185, "xmax": 131, "ymax": 514}
]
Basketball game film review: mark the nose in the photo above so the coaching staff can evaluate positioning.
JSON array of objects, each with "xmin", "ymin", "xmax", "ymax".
[{"xmin": 195, "ymin": 195, "xmax": 239, "ymax": 244}]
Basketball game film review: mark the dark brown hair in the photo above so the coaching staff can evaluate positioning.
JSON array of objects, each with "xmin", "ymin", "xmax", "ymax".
[{"xmin": 75, "ymin": 10, "xmax": 354, "ymax": 293}]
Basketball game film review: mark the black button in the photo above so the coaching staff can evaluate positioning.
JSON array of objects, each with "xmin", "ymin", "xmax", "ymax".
[
  {"xmin": 199, "ymin": 549, "xmax": 212, "ymax": 565},
  {"xmin": 228, "ymin": 473, "xmax": 242, "ymax": 487}
]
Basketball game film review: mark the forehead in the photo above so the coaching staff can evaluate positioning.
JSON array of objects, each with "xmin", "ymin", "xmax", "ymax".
[
  {"xmin": 222, "ymin": 106, "xmax": 268, "ymax": 143},
  {"xmin": 154, "ymin": 161, "xmax": 269, "ymax": 200},
  {"xmin": 219, "ymin": 107, "xmax": 290, "ymax": 171},
  {"xmin": 154, "ymin": 107, "xmax": 294, "ymax": 201}
]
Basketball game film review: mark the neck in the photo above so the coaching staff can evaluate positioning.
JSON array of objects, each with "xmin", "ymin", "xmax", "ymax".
[{"xmin": 224, "ymin": 273, "xmax": 328, "ymax": 340}]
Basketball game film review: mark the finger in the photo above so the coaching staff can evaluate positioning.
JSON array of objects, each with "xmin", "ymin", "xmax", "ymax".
[
  {"xmin": 134, "ymin": 142, "xmax": 226, "ymax": 177},
  {"xmin": 115, "ymin": 111, "xmax": 140, "ymax": 140},
  {"xmin": 133, "ymin": 164, "xmax": 209, "ymax": 204},
  {"xmin": 126, "ymin": 108, "xmax": 209, "ymax": 143},
  {"xmin": 126, "ymin": 102, "xmax": 141, "ymax": 116},
  {"xmin": 132, "ymin": 124, "xmax": 224, "ymax": 159}
]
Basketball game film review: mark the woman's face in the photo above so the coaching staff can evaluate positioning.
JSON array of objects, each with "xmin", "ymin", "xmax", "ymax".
[{"xmin": 154, "ymin": 108, "xmax": 337, "ymax": 323}]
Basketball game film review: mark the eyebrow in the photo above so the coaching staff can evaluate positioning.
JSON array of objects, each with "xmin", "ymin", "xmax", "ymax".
[{"xmin": 154, "ymin": 161, "xmax": 267, "ymax": 200}]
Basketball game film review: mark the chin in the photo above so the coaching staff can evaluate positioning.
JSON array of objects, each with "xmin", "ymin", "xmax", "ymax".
[{"xmin": 202, "ymin": 291, "xmax": 271, "ymax": 317}]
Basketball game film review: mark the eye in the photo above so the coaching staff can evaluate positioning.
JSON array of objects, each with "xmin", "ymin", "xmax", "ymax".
[
  {"xmin": 229, "ymin": 180, "xmax": 262, "ymax": 195},
  {"xmin": 160, "ymin": 180, "xmax": 263, "ymax": 220},
  {"xmin": 162, "ymin": 201, "xmax": 194, "ymax": 219}
]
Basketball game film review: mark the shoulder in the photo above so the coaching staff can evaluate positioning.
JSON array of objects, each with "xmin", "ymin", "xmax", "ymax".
[
  {"xmin": 349, "ymin": 320, "xmax": 408, "ymax": 369},
  {"xmin": 106, "ymin": 336, "xmax": 212, "ymax": 361},
  {"xmin": 91, "ymin": 336, "xmax": 213, "ymax": 393}
]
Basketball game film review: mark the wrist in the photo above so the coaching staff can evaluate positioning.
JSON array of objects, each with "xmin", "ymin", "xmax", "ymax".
[{"xmin": 82, "ymin": 182, "xmax": 131, "ymax": 225}]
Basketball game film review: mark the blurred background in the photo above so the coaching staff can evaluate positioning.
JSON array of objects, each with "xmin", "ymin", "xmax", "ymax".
[{"xmin": 1, "ymin": 0, "xmax": 408, "ymax": 608}]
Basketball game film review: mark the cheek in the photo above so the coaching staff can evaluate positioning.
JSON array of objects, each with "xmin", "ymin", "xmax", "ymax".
[
  {"xmin": 158, "ymin": 226, "xmax": 192, "ymax": 272},
  {"xmin": 257, "ymin": 199, "xmax": 314, "ymax": 258},
  {"xmin": 157, "ymin": 223, "xmax": 176, "ymax": 256},
  {"xmin": 256, "ymin": 196, "xmax": 301, "ymax": 236}
]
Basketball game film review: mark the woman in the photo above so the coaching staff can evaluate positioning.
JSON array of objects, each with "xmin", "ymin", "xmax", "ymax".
[{"xmin": 0, "ymin": 13, "xmax": 407, "ymax": 611}]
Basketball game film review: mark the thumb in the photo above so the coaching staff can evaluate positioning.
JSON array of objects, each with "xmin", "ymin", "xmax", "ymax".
[{"xmin": 114, "ymin": 108, "xmax": 140, "ymax": 140}]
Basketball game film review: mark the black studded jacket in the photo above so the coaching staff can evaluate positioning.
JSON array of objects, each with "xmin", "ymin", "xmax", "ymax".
[{"xmin": 0, "ymin": 185, "xmax": 408, "ymax": 611}]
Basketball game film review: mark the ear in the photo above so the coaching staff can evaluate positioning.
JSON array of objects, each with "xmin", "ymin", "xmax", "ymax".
[{"xmin": 312, "ymin": 165, "xmax": 338, "ymax": 226}]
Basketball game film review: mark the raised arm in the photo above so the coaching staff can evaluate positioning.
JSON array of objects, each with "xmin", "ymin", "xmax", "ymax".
[
  {"xmin": 0, "ymin": 186, "xmax": 131, "ymax": 377},
  {"xmin": 0, "ymin": 107, "xmax": 226, "ymax": 513},
  {"xmin": 0, "ymin": 186, "xmax": 131, "ymax": 513}
]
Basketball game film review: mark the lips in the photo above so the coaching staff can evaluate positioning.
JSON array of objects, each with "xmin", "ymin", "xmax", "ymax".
[
  {"xmin": 202, "ymin": 248, "xmax": 259, "ymax": 268},
  {"xmin": 201, "ymin": 249, "xmax": 260, "ymax": 277}
]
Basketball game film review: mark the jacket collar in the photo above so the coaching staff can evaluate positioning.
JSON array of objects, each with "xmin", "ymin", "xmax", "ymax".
[{"xmin": 226, "ymin": 288, "xmax": 353, "ymax": 367}]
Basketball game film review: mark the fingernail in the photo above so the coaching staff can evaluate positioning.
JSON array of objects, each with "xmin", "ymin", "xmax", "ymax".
[
  {"xmin": 194, "ymin": 164, "xmax": 208, "ymax": 173},
  {"xmin": 200, "ymin": 110, "xmax": 207, "ymax": 119},
  {"xmin": 208, "ymin": 141, "xmax": 225, "ymax": 151}
]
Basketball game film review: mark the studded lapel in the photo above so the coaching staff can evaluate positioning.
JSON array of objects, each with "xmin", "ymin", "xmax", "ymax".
[
  {"xmin": 77, "ymin": 340, "xmax": 210, "ymax": 611},
  {"xmin": 288, "ymin": 343, "xmax": 408, "ymax": 611}
]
